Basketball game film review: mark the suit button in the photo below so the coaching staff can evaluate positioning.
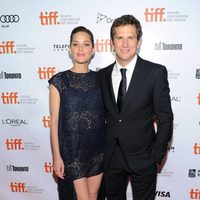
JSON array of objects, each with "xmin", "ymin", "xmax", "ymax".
[{"xmin": 118, "ymin": 119, "xmax": 122, "ymax": 122}]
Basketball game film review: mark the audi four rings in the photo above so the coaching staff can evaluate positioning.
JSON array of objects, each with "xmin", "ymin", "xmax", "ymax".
[{"xmin": 0, "ymin": 15, "xmax": 20, "ymax": 23}]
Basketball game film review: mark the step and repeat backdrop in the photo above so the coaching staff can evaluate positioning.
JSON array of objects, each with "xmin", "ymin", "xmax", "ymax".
[{"xmin": 0, "ymin": 0, "xmax": 200, "ymax": 200}]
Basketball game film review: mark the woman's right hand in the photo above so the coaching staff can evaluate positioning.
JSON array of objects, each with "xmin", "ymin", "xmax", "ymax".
[{"xmin": 53, "ymin": 157, "xmax": 65, "ymax": 179}]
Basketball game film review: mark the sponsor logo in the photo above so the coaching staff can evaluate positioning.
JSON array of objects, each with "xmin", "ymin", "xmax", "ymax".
[
  {"xmin": 168, "ymin": 146, "xmax": 175, "ymax": 152},
  {"xmin": 39, "ymin": 11, "xmax": 79, "ymax": 26},
  {"xmin": 171, "ymin": 96, "xmax": 181, "ymax": 102},
  {"xmin": 96, "ymin": 13, "xmax": 114, "ymax": 24},
  {"xmin": 198, "ymin": 93, "xmax": 200, "ymax": 105},
  {"xmin": 95, "ymin": 39, "xmax": 112, "ymax": 52},
  {"xmin": 196, "ymin": 69, "xmax": 200, "ymax": 79},
  {"xmin": 190, "ymin": 188, "xmax": 200, "ymax": 199},
  {"xmin": 155, "ymin": 191, "xmax": 171, "ymax": 197},
  {"xmin": 0, "ymin": 71, "xmax": 22, "ymax": 79},
  {"xmin": 188, "ymin": 169, "xmax": 200, "ymax": 178},
  {"xmin": 53, "ymin": 44, "xmax": 69, "ymax": 52},
  {"xmin": 44, "ymin": 162, "xmax": 53, "ymax": 173},
  {"xmin": 194, "ymin": 143, "xmax": 200, "ymax": 154},
  {"xmin": 1, "ymin": 119, "xmax": 28, "ymax": 126},
  {"xmin": 38, "ymin": 67, "xmax": 56, "ymax": 80},
  {"xmin": 0, "ymin": 41, "xmax": 16, "ymax": 54},
  {"xmin": 7, "ymin": 164, "xmax": 29, "ymax": 172},
  {"xmin": 144, "ymin": 8, "xmax": 188, "ymax": 22},
  {"xmin": 155, "ymin": 42, "xmax": 182, "ymax": 50},
  {"xmin": 42, "ymin": 116, "xmax": 50, "ymax": 128},
  {"xmin": 0, "ymin": 15, "xmax": 20, "ymax": 23}
]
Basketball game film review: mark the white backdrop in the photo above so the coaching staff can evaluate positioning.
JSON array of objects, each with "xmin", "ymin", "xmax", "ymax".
[{"xmin": 0, "ymin": 0, "xmax": 200, "ymax": 200}]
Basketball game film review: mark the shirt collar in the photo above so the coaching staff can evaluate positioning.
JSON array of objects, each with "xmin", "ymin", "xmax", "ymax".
[{"xmin": 114, "ymin": 55, "xmax": 138, "ymax": 74}]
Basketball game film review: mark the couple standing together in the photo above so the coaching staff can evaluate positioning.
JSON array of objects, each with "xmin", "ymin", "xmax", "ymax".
[{"xmin": 49, "ymin": 14, "xmax": 174, "ymax": 200}]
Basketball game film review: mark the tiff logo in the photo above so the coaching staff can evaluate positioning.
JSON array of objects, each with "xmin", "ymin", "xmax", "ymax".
[
  {"xmin": 144, "ymin": 8, "xmax": 166, "ymax": 22},
  {"xmin": 190, "ymin": 188, "xmax": 200, "ymax": 199},
  {"xmin": 10, "ymin": 182, "xmax": 27, "ymax": 192},
  {"xmin": 0, "ymin": 41, "xmax": 16, "ymax": 54},
  {"xmin": 44, "ymin": 162, "xmax": 53, "ymax": 173},
  {"xmin": 42, "ymin": 116, "xmax": 51, "ymax": 128},
  {"xmin": 197, "ymin": 93, "xmax": 200, "ymax": 105},
  {"xmin": 194, "ymin": 143, "xmax": 200, "ymax": 155},
  {"xmin": 95, "ymin": 39, "xmax": 112, "ymax": 52},
  {"xmin": 38, "ymin": 67, "xmax": 56, "ymax": 79},
  {"xmin": 5, "ymin": 139, "xmax": 24, "ymax": 150},
  {"xmin": 1, "ymin": 92, "xmax": 19, "ymax": 104},
  {"xmin": 39, "ymin": 11, "xmax": 60, "ymax": 25}
]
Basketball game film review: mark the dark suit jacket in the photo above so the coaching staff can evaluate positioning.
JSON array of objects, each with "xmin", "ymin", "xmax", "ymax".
[{"xmin": 98, "ymin": 56, "xmax": 173, "ymax": 172}]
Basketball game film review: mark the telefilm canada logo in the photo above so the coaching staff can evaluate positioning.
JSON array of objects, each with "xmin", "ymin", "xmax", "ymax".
[
  {"xmin": 0, "ymin": 71, "xmax": 22, "ymax": 79},
  {"xmin": 53, "ymin": 43, "xmax": 69, "ymax": 52},
  {"xmin": 0, "ymin": 14, "xmax": 20, "ymax": 28},
  {"xmin": 96, "ymin": 13, "xmax": 115, "ymax": 24}
]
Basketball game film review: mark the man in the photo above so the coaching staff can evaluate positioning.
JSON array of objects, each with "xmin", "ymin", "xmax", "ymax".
[{"xmin": 98, "ymin": 15, "xmax": 173, "ymax": 200}]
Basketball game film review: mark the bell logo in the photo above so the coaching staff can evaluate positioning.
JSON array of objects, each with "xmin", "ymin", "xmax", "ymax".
[
  {"xmin": 144, "ymin": 8, "xmax": 166, "ymax": 22},
  {"xmin": 38, "ymin": 67, "xmax": 56, "ymax": 79},
  {"xmin": 42, "ymin": 116, "xmax": 50, "ymax": 128},
  {"xmin": 95, "ymin": 39, "xmax": 112, "ymax": 52},
  {"xmin": 39, "ymin": 11, "xmax": 60, "ymax": 25},
  {"xmin": 190, "ymin": 188, "xmax": 200, "ymax": 199},
  {"xmin": 193, "ymin": 143, "xmax": 200, "ymax": 155},
  {"xmin": 44, "ymin": 162, "xmax": 53, "ymax": 173},
  {"xmin": 5, "ymin": 139, "xmax": 24, "ymax": 150},
  {"xmin": 1, "ymin": 92, "xmax": 19, "ymax": 104},
  {"xmin": 0, "ymin": 41, "xmax": 16, "ymax": 54},
  {"xmin": 197, "ymin": 93, "xmax": 200, "ymax": 105},
  {"xmin": 10, "ymin": 182, "xmax": 27, "ymax": 192}
]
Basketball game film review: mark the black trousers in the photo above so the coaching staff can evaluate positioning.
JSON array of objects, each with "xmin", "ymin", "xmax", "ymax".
[{"xmin": 104, "ymin": 144, "xmax": 157, "ymax": 200}]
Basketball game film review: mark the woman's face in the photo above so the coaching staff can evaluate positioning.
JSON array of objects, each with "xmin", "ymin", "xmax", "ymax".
[{"xmin": 70, "ymin": 31, "xmax": 94, "ymax": 65}]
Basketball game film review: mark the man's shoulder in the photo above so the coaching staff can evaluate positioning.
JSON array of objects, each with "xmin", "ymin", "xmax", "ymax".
[
  {"xmin": 138, "ymin": 56, "xmax": 165, "ymax": 71},
  {"xmin": 98, "ymin": 62, "xmax": 115, "ymax": 73}
]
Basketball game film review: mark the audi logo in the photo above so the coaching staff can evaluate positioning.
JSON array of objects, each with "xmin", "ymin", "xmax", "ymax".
[{"xmin": 0, "ymin": 15, "xmax": 20, "ymax": 23}]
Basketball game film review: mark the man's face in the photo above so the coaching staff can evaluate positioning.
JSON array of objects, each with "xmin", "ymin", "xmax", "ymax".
[{"xmin": 112, "ymin": 24, "xmax": 141, "ymax": 67}]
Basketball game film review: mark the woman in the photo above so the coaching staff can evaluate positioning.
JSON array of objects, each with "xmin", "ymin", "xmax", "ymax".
[{"xmin": 49, "ymin": 26, "xmax": 104, "ymax": 200}]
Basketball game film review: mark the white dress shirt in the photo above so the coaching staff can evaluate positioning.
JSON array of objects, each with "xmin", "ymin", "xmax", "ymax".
[{"xmin": 112, "ymin": 55, "xmax": 138, "ymax": 102}]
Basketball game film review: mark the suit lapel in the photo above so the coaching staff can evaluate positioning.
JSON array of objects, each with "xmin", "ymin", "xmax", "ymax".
[{"xmin": 103, "ymin": 63, "xmax": 119, "ymax": 114}]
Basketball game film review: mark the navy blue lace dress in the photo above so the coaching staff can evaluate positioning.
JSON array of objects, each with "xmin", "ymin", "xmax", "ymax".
[{"xmin": 48, "ymin": 70, "xmax": 104, "ymax": 199}]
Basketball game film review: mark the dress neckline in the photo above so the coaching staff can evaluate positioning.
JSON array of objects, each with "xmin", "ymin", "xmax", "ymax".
[{"xmin": 68, "ymin": 69, "xmax": 91, "ymax": 75}]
